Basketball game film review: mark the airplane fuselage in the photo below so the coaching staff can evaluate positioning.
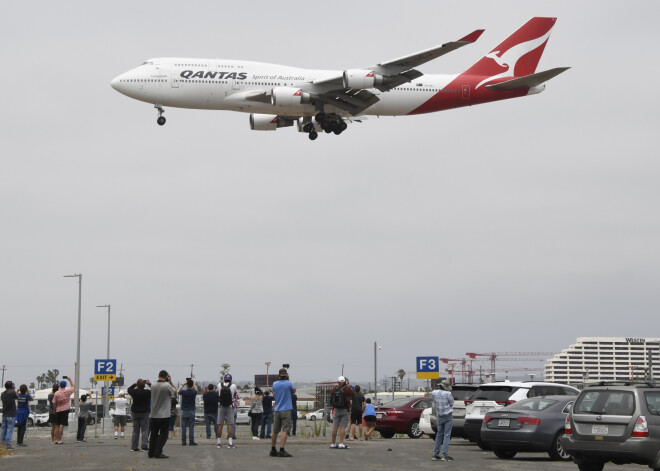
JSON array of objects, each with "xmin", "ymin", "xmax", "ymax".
[{"xmin": 111, "ymin": 58, "xmax": 532, "ymax": 118}]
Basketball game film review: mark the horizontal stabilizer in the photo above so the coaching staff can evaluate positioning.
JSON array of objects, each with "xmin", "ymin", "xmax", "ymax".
[{"xmin": 485, "ymin": 67, "xmax": 570, "ymax": 90}]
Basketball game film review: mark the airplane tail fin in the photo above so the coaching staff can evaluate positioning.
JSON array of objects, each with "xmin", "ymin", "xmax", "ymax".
[{"xmin": 465, "ymin": 17, "xmax": 557, "ymax": 86}]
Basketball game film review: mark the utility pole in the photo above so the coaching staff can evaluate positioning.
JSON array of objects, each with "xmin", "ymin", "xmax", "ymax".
[
  {"xmin": 1, "ymin": 365, "xmax": 6, "ymax": 385},
  {"xmin": 190, "ymin": 364, "xmax": 194, "ymax": 379}
]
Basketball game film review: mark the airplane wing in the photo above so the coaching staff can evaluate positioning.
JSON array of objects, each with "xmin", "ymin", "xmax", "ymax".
[{"xmin": 307, "ymin": 29, "xmax": 484, "ymax": 113}]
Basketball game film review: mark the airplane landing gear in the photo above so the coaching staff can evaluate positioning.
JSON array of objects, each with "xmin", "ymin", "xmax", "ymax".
[
  {"xmin": 155, "ymin": 104, "xmax": 166, "ymax": 126},
  {"xmin": 303, "ymin": 112, "xmax": 347, "ymax": 140},
  {"xmin": 308, "ymin": 131, "xmax": 318, "ymax": 140}
]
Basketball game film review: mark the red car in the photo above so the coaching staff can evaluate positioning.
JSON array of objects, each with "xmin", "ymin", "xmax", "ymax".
[{"xmin": 375, "ymin": 396, "xmax": 433, "ymax": 438}]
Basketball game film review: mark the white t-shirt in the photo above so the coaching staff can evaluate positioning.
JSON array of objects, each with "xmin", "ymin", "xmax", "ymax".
[{"xmin": 114, "ymin": 397, "xmax": 128, "ymax": 415}]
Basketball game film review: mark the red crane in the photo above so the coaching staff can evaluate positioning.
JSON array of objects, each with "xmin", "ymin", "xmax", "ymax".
[
  {"xmin": 466, "ymin": 352, "xmax": 555, "ymax": 378},
  {"xmin": 439, "ymin": 358, "xmax": 472, "ymax": 383}
]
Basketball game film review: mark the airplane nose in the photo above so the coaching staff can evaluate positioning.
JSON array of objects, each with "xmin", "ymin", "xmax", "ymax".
[{"xmin": 111, "ymin": 75, "xmax": 121, "ymax": 91}]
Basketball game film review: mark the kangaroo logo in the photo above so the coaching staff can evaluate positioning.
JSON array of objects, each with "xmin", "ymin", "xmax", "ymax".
[{"xmin": 476, "ymin": 29, "xmax": 552, "ymax": 89}]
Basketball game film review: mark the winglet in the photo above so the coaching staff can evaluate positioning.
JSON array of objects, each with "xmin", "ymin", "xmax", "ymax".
[{"xmin": 459, "ymin": 29, "xmax": 485, "ymax": 43}]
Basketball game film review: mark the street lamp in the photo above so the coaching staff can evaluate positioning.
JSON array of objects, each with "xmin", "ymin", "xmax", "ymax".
[
  {"xmin": 265, "ymin": 362, "xmax": 271, "ymax": 387},
  {"xmin": 96, "ymin": 304, "xmax": 111, "ymax": 429},
  {"xmin": 374, "ymin": 342, "xmax": 382, "ymax": 405},
  {"xmin": 64, "ymin": 274, "xmax": 82, "ymax": 420}
]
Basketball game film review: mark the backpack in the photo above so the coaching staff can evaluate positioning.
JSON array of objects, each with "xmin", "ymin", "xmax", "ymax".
[
  {"xmin": 330, "ymin": 386, "xmax": 347, "ymax": 408},
  {"xmin": 219, "ymin": 384, "xmax": 233, "ymax": 407}
]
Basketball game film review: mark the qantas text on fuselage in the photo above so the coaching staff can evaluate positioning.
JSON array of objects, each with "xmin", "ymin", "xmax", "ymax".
[{"xmin": 111, "ymin": 17, "xmax": 568, "ymax": 141}]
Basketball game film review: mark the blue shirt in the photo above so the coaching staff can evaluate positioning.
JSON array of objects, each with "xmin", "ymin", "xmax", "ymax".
[
  {"xmin": 262, "ymin": 394, "xmax": 274, "ymax": 414},
  {"xmin": 431, "ymin": 389, "xmax": 454, "ymax": 416},
  {"xmin": 364, "ymin": 403, "xmax": 376, "ymax": 417},
  {"xmin": 272, "ymin": 380, "xmax": 295, "ymax": 412},
  {"xmin": 179, "ymin": 388, "xmax": 197, "ymax": 412}
]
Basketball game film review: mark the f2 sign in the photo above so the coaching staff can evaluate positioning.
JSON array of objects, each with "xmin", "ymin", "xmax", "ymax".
[
  {"xmin": 94, "ymin": 359, "xmax": 117, "ymax": 382},
  {"xmin": 416, "ymin": 356, "xmax": 439, "ymax": 379}
]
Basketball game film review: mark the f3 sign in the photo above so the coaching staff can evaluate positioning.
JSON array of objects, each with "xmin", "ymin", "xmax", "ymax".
[{"xmin": 417, "ymin": 356, "xmax": 439, "ymax": 379}]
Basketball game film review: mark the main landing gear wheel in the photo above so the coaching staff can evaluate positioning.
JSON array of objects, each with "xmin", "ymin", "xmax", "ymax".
[
  {"xmin": 308, "ymin": 131, "xmax": 318, "ymax": 141},
  {"xmin": 154, "ymin": 104, "xmax": 166, "ymax": 126}
]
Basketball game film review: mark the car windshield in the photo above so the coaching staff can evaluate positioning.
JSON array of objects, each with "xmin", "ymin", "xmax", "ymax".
[
  {"xmin": 469, "ymin": 386, "xmax": 519, "ymax": 401},
  {"xmin": 644, "ymin": 391, "xmax": 660, "ymax": 415},
  {"xmin": 452, "ymin": 387, "xmax": 478, "ymax": 401},
  {"xmin": 504, "ymin": 397, "xmax": 558, "ymax": 411},
  {"xmin": 381, "ymin": 397, "xmax": 418, "ymax": 408},
  {"xmin": 575, "ymin": 390, "xmax": 635, "ymax": 415}
]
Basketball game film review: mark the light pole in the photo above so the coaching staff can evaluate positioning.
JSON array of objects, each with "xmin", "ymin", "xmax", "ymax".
[
  {"xmin": 374, "ymin": 342, "xmax": 381, "ymax": 405},
  {"xmin": 265, "ymin": 362, "xmax": 271, "ymax": 387},
  {"xmin": 64, "ymin": 274, "xmax": 82, "ymax": 420},
  {"xmin": 96, "ymin": 304, "xmax": 111, "ymax": 431}
]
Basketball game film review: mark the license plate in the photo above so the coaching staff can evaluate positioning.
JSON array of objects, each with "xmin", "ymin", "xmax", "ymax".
[
  {"xmin": 592, "ymin": 425, "xmax": 608, "ymax": 435},
  {"xmin": 497, "ymin": 419, "xmax": 510, "ymax": 427},
  {"xmin": 376, "ymin": 413, "xmax": 383, "ymax": 419}
]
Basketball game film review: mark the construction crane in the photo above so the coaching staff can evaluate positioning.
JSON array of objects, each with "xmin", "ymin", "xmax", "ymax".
[
  {"xmin": 439, "ymin": 358, "xmax": 473, "ymax": 383},
  {"xmin": 466, "ymin": 352, "xmax": 555, "ymax": 377}
]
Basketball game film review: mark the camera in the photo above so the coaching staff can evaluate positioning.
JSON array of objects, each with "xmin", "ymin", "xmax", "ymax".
[
  {"xmin": 186, "ymin": 377, "xmax": 191, "ymax": 381},
  {"xmin": 282, "ymin": 363, "xmax": 290, "ymax": 369}
]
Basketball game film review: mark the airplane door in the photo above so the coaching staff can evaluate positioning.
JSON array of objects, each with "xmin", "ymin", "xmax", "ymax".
[
  {"xmin": 171, "ymin": 74, "xmax": 180, "ymax": 88},
  {"xmin": 462, "ymin": 85, "xmax": 470, "ymax": 99}
]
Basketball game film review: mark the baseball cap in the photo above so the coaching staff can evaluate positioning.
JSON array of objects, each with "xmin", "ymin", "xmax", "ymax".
[
  {"xmin": 224, "ymin": 374, "xmax": 232, "ymax": 382},
  {"xmin": 338, "ymin": 376, "xmax": 346, "ymax": 383},
  {"xmin": 59, "ymin": 380, "xmax": 67, "ymax": 387}
]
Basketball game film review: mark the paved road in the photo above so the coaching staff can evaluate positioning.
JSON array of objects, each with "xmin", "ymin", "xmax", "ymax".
[{"xmin": 1, "ymin": 436, "xmax": 650, "ymax": 471}]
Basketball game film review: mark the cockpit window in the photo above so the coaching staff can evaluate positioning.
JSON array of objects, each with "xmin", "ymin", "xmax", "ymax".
[{"xmin": 142, "ymin": 60, "xmax": 154, "ymax": 65}]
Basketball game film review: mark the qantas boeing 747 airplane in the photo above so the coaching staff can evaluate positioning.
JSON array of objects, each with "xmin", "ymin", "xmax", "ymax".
[{"xmin": 111, "ymin": 17, "xmax": 567, "ymax": 140}]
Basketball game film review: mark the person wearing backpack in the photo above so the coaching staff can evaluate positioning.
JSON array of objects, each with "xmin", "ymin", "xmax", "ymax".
[
  {"xmin": 329, "ymin": 376, "xmax": 355, "ymax": 449},
  {"xmin": 216, "ymin": 374, "xmax": 237, "ymax": 449}
]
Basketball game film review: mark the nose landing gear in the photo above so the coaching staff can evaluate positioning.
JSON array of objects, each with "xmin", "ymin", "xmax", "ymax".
[{"xmin": 155, "ymin": 104, "xmax": 166, "ymax": 126}]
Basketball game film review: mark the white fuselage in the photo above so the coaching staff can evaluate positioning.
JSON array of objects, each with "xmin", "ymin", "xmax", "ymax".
[{"xmin": 111, "ymin": 58, "xmax": 461, "ymax": 117}]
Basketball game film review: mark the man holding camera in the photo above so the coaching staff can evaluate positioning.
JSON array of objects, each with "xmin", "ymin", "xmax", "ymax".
[
  {"xmin": 128, "ymin": 379, "xmax": 151, "ymax": 451},
  {"xmin": 216, "ymin": 374, "xmax": 237, "ymax": 449},
  {"xmin": 1, "ymin": 381, "xmax": 18, "ymax": 449},
  {"xmin": 148, "ymin": 370, "xmax": 175, "ymax": 459},
  {"xmin": 53, "ymin": 376, "xmax": 76, "ymax": 445},
  {"xmin": 270, "ymin": 367, "xmax": 295, "ymax": 458},
  {"xmin": 202, "ymin": 384, "xmax": 219, "ymax": 440},
  {"xmin": 177, "ymin": 378, "xmax": 198, "ymax": 446}
]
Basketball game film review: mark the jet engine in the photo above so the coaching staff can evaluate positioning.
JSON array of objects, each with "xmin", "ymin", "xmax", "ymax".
[
  {"xmin": 249, "ymin": 114, "xmax": 294, "ymax": 131},
  {"xmin": 342, "ymin": 69, "xmax": 383, "ymax": 89},
  {"xmin": 271, "ymin": 87, "xmax": 313, "ymax": 106}
]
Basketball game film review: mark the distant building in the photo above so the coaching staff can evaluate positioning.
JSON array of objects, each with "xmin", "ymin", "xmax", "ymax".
[{"xmin": 545, "ymin": 337, "xmax": 660, "ymax": 384}]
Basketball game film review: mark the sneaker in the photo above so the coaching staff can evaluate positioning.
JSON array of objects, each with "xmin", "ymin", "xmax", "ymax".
[
  {"xmin": 182, "ymin": 442, "xmax": 187, "ymax": 446},
  {"xmin": 353, "ymin": 435, "xmax": 359, "ymax": 440},
  {"xmin": 227, "ymin": 444, "xmax": 237, "ymax": 449},
  {"xmin": 154, "ymin": 454, "xmax": 169, "ymax": 459},
  {"xmin": 189, "ymin": 442, "xmax": 198, "ymax": 446},
  {"xmin": 131, "ymin": 448, "xmax": 139, "ymax": 452},
  {"xmin": 266, "ymin": 435, "xmax": 272, "ymax": 438},
  {"xmin": 444, "ymin": 455, "xmax": 454, "ymax": 461},
  {"xmin": 437, "ymin": 456, "xmax": 448, "ymax": 461},
  {"xmin": 141, "ymin": 446, "xmax": 149, "ymax": 451},
  {"xmin": 252, "ymin": 436, "xmax": 260, "ymax": 440},
  {"xmin": 269, "ymin": 449, "xmax": 279, "ymax": 457},
  {"xmin": 18, "ymin": 443, "xmax": 28, "ymax": 447},
  {"xmin": 216, "ymin": 444, "xmax": 222, "ymax": 449},
  {"xmin": 114, "ymin": 436, "xmax": 118, "ymax": 440},
  {"xmin": 278, "ymin": 450, "xmax": 292, "ymax": 457},
  {"xmin": 432, "ymin": 455, "xmax": 441, "ymax": 461},
  {"xmin": 338, "ymin": 444, "xmax": 350, "ymax": 449},
  {"xmin": 330, "ymin": 444, "xmax": 338, "ymax": 448}
]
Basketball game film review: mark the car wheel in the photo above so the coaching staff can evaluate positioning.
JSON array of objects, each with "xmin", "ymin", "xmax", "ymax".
[
  {"xmin": 309, "ymin": 416, "xmax": 316, "ymax": 421},
  {"xmin": 407, "ymin": 419, "xmax": 423, "ymax": 439},
  {"xmin": 88, "ymin": 417, "xmax": 96, "ymax": 425},
  {"xmin": 379, "ymin": 430, "xmax": 395, "ymax": 439},
  {"xmin": 476, "ymin": 441, "xmax": 492, "ymax": 451},
  {"xmin": 493, "ymin": 449, "xmax": 517, "ymax": 459},
  {"xmin": 27, "ymin": 418, "xmax": 34, "ymax": 427},
  {"xmin": 548, "ymin": 431, "xmax": 571, "ymax": 461}
]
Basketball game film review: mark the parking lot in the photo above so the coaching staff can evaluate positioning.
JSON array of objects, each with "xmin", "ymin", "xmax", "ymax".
[{"xmin": 2, "ymin": 435, "xmax": 653, "ymax": 471}]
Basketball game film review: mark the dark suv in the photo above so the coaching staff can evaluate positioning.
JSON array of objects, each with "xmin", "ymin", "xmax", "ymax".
[{"xmin": 562, "ymin": 382, "xmax": 660, "ymax": 471}]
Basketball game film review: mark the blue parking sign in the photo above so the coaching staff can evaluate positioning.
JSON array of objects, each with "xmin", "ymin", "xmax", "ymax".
[
  {"xmin": 95, "ymin": 359, "xmax": 117, "ymax": 375},
  {"xmin": 416, "ymin": 356, "xmax": 439, "ymax": 379}
]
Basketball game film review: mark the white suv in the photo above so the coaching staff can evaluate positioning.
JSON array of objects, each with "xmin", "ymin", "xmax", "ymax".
[{"xmin": 464, "ymin": 381, "xmax": 579, "ymax": 449}]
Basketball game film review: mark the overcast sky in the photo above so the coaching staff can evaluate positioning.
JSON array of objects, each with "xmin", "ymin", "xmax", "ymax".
[{"xmin": 2, "ymin": 1, "xmax": 659, "ymax": 389}]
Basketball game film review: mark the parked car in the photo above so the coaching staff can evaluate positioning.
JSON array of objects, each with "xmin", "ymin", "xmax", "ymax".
[
  {"xmin": 108, "ymin": 409, "xmax": 132, "ymax": 422},
  {"xmin": 481, "ymin": 395, "xmax": 574, "ymax": 460},
  {"xmin": 464, "ymin": 381, "xmax": 579, "ymax": 449},
  {"xmin": 68, "ymin": 408, "xmax": 97, "ymax": 425},
  {"xmin": 562, "ymin": 382, "xmax": 660, "ymax": 471},
  {"xmin": 375, "ymin": 396, "xmax": 433, "ymax": 439},
  {"xmin": 420, "ymin": 384, "xmax": 480, "ymax": 439},
  {"xmin": 236, "ymin": 406, "xmax": 251, "ymax": 425},
  {"xmin": 306, "ymin": 409, "xmax": 326, "ymax": 421}
]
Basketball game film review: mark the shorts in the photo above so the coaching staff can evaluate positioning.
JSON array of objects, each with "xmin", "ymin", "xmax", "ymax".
[
  {"xmin": 49, "ymin": 413, "xmax": 57, "ymax": 424},
  {"xmin": 113, "ymin": 415, "xmax": 128, "ymax": 426},
  {"xmin": 333, "ymin": 408, "xmax": 349, "ymax": 428},
  {"xmin": 350, "ymin": 410, "xmax": 362, "ymax": 424},
  {"xmin": 217, "ymin": 406, "xmax": 235, "ymax": 426},
  {"xmin": 273, "ymin": 410, "xmax": 292, "ymax": 435},
  {"xmin": 364, "ymin": 415, "xmax": 377, "ymax": 424},
  {"xmin": 55, "ymin": 410, "xmax": 69, "ymax": 426}
]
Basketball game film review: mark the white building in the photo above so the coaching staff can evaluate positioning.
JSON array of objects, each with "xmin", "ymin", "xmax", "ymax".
[{"xmin": 545, "ymin": 337, "xmax": 660, "ymax": 384}]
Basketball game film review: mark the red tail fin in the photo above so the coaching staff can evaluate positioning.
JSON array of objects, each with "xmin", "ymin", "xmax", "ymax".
[{"xmin": 465, "ymin": 17, "xmax": 557, "ymax": 88}]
